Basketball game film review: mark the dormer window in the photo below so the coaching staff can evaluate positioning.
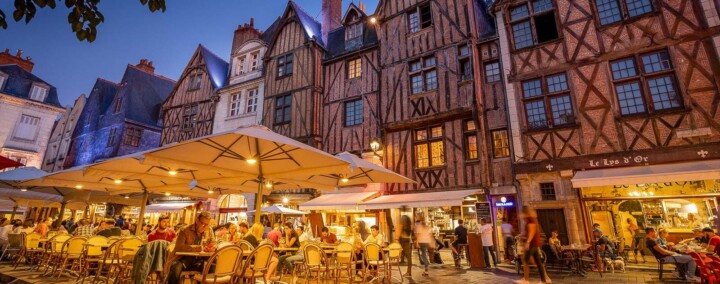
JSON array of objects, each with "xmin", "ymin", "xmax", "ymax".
[
  {"xmin": 235, "ymin": 56, "xmax": 246, "ymax": 76},
  {"xmin": 346, "ymin": 23, "xmax": 363, "ymax": 41},
  {"xmin": 187, "ymin": 74, "xmax": 202, "ymax": 91},
  {"xmin": 250, "ymin": 52, "xmax": 259, "ymax": 71},
  {"xmin": 29, "ymin": 85, "xmax": 48, "ymax": 102}
]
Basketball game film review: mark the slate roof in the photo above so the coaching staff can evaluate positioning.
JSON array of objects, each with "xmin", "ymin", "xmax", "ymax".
[
  {"xmin": 325, "ymin": 9, "xmax": 379, "ymax": 60},
  {"xmin": 289, "ymin": 1, "xmax": 325, "ymax": 48},
  {"xmin": 0, "ymin": 64, "xmax": 62, "ymax": 108},
  {"xmin": 118, "ymin": 65, "xmax": 175, "ymax": 127},
  {"xmin": 198, "ymin": 45, "xmax": 229, "ymax": 90},
  {"xmin": 475, "ymin": 0, "xmax": 496, "ymax": 39},
  {"xmin": 93, "ymin": 78, "xmax": 119, "ymax": 115},
  {"xmin": 261, "ymin": 17, "xmax": 283, "ymax": 44}
]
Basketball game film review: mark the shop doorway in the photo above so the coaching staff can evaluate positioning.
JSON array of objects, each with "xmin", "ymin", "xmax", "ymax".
[{"xmin": 536, "ymin": 209, "xmax": 569, "ymax": 245}]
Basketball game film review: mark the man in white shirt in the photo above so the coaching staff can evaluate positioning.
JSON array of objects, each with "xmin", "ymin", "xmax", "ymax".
[
  {"xmin": 500, "ymin": 219, "xmax": 514, "ymax": 262},
  {"xmin": 297, "ymin": 226, "xmax": 310, "ymax": 244},
  {"xmin": 478, "ymin": 218, "xmax": 497, "ymax": 268},
  {"xmin": 364, "ymin": 225, "xmax": 385, "ymax": 246}
]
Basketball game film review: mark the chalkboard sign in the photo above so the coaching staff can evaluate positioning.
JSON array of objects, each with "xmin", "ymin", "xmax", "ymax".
[{"xmin": 475, "ymin": 202, "xmax": 492, "ymax": 224}]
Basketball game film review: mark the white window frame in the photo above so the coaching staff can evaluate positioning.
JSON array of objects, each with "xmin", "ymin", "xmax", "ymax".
[
  {"xmin": 29, "ymin": 85, "xmax": 48, "ymax": 102},
  {"xmin": 229, "ymin": 92, "xmax": 243, "ymax": 117},
  {"xmin": 13, "ymin": 114, "xmax": 40, "ymax": 141},
  {"xmin": 246, "ymin": 88, "xmax": 258, "ymax": 113},
  {"xmin": 236, "ymin": 56, "xmax": 246, "ymax": 75},
  {"xmin": 250, "ymin": 52, "xmax": 259, "ymax": 71}
]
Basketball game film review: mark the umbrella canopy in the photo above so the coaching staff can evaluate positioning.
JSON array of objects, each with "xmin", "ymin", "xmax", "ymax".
[
  {"xmin": 0, "ymin": 156, "xmax": 23, "ymax": 171},
  {"xmin": 301, "ymin": 152, "xmax": 415, "ymax": 186},
  {"xmin": 247, "ymin": 204, "xmax": 306, "ymax": 215}
]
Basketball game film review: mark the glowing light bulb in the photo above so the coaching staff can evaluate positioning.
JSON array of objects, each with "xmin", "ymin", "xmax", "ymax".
[
  {"xmin": 246, "ymin": 158, "xmax": 257, "ymax": 165},
  {"xmin": 282, "ymin": 197, "xmax": 289, "ymax": 204},
  {"xmin": 114, "ymin": 179, "xmax": 123, "ymax": 184},
  {"xmin": 370, "ymin": 17, "xmax": 377, "ymax": 24},
  {"xmin": 75, "ymin": 185, "xmax": 83, "ymax": 189},
  {"xmin": 165, "ymin": 192, "xmax": 171, "ymax": 196},
  {"xmin": 20, "ymin": 188, "xmax": 27, "ymax": 192},
  {"xmin": 265, "ymin": 181, "xmax": 273, "ymax": 188},
  {"xmin": 168, "ymin": 170, "xmax": 178, "ymax": 176},
  {"xmin": 208, "ymin": 189, "xmax": 214, "ymax": 194},
  {"xmin": 341, "ymin": 177, "xmax": 349, "ymax": 183},
  {"xmin": 124, "ymin": 195, "xmax": 129, "ymax": 199}
]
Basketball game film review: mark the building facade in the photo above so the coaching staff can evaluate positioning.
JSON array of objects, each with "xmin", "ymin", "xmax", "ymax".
[
  {"xmin": 65, "ymin": 60, "xmax": 175, "ymax": 167},
  {"xmin": 493, "ymin": 0, "xmax": 720, "ymax": 243},
  {"xmin": 42, "ymin": 94, "xmax": 86, "ymax": 172},
  {"xmin": 0, "ymin": 49, "xmax": 64, "ymax": 168},
  {"xmin": 160, "ymin": 45, "xmax": 228, "ymax": 145},
  {"xmin": 214, "ymin": 20, "xmax": 270, "ymax": 133}
]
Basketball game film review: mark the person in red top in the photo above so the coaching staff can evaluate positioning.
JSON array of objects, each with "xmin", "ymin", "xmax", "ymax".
[
  {"xmin": 33, "ymin": 217, "xmax": 52, "ymax": 238},
  {"xmin": 515, "ymin": 206, "xmax": 550, "ymax": 284},
  {"xmin": 320, "ymin": 227, "xmax": 338, "ymax": 245},
  {"xmin": 705, "ymin": 227, "xmax": 720, "ymax": 255},
  {"xmin": 266, "ymin": 223, "xmax": 282, "ymax": 246},
  {"xmin": 147, "ymin": 216, "xmax": 176, "ymax": 242}
]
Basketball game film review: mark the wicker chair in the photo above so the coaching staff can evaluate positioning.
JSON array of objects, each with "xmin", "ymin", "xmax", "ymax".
[
  {"xmin": 238, "ymin": 243, "xmax": 274, "ymax": 284},
  {"xmin": 14, "ymin": 232, "xmax": 43, "ymax": 269},
  {"xmin": 192, "ymin": 245, "xmax": 244, "ymax": 283},
  {"xmin": 363, "ymin": 243, "xmax": 386, "ymax": 284},
  {"xmin": 51, "ymin": 236, "xmax": 87, "ymax": 278},
  {"xmin": 303, "ymin": 243, "xmax": 330, "ymax": 284},
  {"xmin": 1, "ymin": 233, "xmax": 23, "ymax": 261},
  {"xmin": 385, "ymin": 243, "xmax": 403, "ymax": 283}
]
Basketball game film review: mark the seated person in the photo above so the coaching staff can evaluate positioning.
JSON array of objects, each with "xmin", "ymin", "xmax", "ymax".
[
  {"xmin": 320, "ymin": 227, "xmax": 338, "ymax": 245},
  {"xmin": 548, "ymin": 230, "xmax": 562, "ymax": 257},
  {"xmin": 592, "ymin": 229, "xmax": 614, "ymax": 271},
  {"xmin": 168, "ymin": 211, "xmax": 216, "ymax": 284},
  {"xmin": 243, "ymin": 223, "xmax": 263, "ymax": 248},
  {"xmin": 705, "ymin": 227, "xmax": 719, "ymax": 255},
  {"xmin": 276, "ymin": 223, "xmax": 301, "ymax": 276},
  {"xmin": 147, "ymin": 216, "xmax": 176, "ymax": 242},
  {"xmin": 656, "ymin": 228, "xmax": 669, "ymax": 249},
  {"xmin": 364, "ymin": 225, "xmax": 386, "ymax": 246},
  {"xmin": 646, "ymin": 227, "xmax": 699, "ymax": 282},
  {"xmin": 96, "ymin": 219, "xmax": 121, "ymax": 238}
]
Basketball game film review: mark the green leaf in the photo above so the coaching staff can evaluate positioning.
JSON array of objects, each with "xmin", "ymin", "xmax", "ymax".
[{"xmin": 13, "ymin": 10, "xmax": 23, "ymax": 22}]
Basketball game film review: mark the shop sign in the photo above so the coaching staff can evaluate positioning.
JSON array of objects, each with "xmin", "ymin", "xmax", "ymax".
[
  {"xmin": 494, "ymin": 196, "xmax": 514, "ymax": 207},
  {"xmin": 475, "ymin": 202, "xmax": 492, "ymax": 223},
  {"xmin": 588, "ymin": 155, "xmax": 649, "ymax": 168}
]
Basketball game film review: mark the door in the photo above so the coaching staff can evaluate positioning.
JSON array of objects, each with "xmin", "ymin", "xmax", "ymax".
[{"xmin": 536, "ymin": 209, "xmax": 569, "ymax": 245}]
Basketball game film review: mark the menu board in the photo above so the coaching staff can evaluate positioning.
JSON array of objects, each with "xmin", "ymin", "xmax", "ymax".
[{"xmin": 475, "ymin": 202, "xmax": 492, "ymax": 224}]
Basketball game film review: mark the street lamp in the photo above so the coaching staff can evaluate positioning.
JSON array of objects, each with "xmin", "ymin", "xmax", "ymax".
[{"xmin": 370, "ymin": 138, "xmax": 382, "ymax": 157}]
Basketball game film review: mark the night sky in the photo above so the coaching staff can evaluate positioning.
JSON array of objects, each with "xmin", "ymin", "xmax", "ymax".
[{"xmin": 0, "ymin": 0, "xmax": 379, "ymax": 106}]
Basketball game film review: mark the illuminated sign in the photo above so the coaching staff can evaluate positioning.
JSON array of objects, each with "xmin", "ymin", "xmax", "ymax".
[{"xmin": 495, "ymin": 197, "xmax": 513, "ymax": 207}]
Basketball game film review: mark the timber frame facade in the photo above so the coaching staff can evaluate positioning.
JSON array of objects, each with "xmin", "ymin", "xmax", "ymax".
[
  {"xmin": 373, "ymin": 0, "xmax": 510, "ymax": 194},
  {"xmin": 493, "ymin": 0, "xmax": 720, "ymax": 242}
]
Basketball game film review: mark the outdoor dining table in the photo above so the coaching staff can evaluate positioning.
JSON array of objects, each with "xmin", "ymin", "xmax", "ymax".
[{"xmin": 560, "ymin": 244, "xmax": 592, "ymax": 276}]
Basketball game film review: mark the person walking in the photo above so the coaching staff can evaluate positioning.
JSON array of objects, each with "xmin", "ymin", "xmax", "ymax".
[
  {"xmin": 478, "ymin": 218, "xmax": 497, "ymax": 268},
  {"xmin": 414, "ymin": 221, "xmax": 434, "ymax": 277},
  {"xmin": 515, "ymin": 206, "xmax": 551, "ymax": 284},
  {"xmin": 395, "ymin": 214, "xmax": 413, "ymax": 276}
]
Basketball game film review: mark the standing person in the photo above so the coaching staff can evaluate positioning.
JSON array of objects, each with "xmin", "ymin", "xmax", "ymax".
[
  {"xmin": 501, "ymin": 218, "xmax": 515, "ymax": 263},
  {"xmin": 148, "ymin": 216, "xmax": 176, "ymax": 242},
  {"xmin": 478, "ymin": 218, "xmax": 497, "ymax": 268},
  {"xmin": 115, "ymin": 215, "xmax": 125, "ymax": 228},
  {"xmin": 514, "ymin": 206, "xmax": 550, "ymax": 284},
  {"xmin": 646, "ymin": 227, "xmax": 699, "ymax": 282},
  {"xmin": 451, "ymin": 219, "xmax": 468, "ymax": 268},
  {"xmin": 33, "ymin": 217, "xmax": 52, "ymax": 238},
  {"xmin": 414, "ymin": 221, "xmax": 433, "ymax": 277},
  {"xmin": 168, "ymin": 212, "xmax": 216, "ymax": 284},
  {"xmin": 626, "ymin": 218, "xmax": 646, "ymax": 263},
  {"xmin": 395, "ymin": 214, "xmax": 413, "ymax": 276},
  {"xmin": 267, "ymin": 223, "xmax": 282, "ymax": 246},
  {"xmin": 74, "ymin": 219, "xmax": 94, "ymax": 237}
]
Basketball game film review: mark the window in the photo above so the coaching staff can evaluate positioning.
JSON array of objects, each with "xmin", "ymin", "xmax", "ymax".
[
  {"xmin": 414, "ymin": 126, "xmax": 444, "ymax": 168},
  {"xmin": 113, "ymin": 97, "xmax": 123, "ymax": 113},
  {"xmin": 521, "ymin": 73, "xmax": 575, "ymax": 129},
  {"xmin": 344, "ymin": 99, "xmax": 363, "ymax": 127},
  {"xmin": 610, "ymin": 50, "xmax": 682, "ymax": 116},
  {"xmin": 409, "ymin": 55, "xmax": 437, "ymax": 94},
  {"xmin": 595, "ymin": 0, "xmax": 654, "ymax": 25},
  {"xmin": 484, "ymin": 61, "xmax": 501, "ymax": 83},
  {"xmin": 182, "ymin": 104, "xmax": 199, "ymax": 131},
  {"xmin": 540, "ymin": 182, "xmax": 556, "ymax": 200},
  {"xmin": 229, "ymin": 93, "xmax": 242, "ymax": 117},
  {"xmin": 509, "ymin": 0, "xmax": 559, "ymax": 49},
  {"xmin": 187, "ymin": 74, "xmax": 202, "ymax": 90},
  {"xmin": 236, "ymin": 56, "xmax": 246, "ymax": 75},
  {"xmin": 274, "ymin": 94, "xmax": 292, "ymax": 124},
  {"xmin": 29, "ymin": 85, "xmax": 48, "ymax": 101},
  {"xmin": 492, "ymin": 130, "xmax": 511, "ymax": 158},
  {"xmin": 458, "ymin": 45, "xmax": 473, "ymax": 81},
  {"xmin": 0, "ymin": 74, "xmax": 6, "ymax": 89},
  {"xmin": 107, "ymin": 127, "xmax": 117, "ymax": 146},
  {"xmin": 13, "ymin": 115, "xmax": 39, "ymax": 141},
  {"xmin": 123, "ymin": 128, "xmax": 142, "ymax": 147},
  {"xmin": 346, "ymin": 23, "xmax": 363, "ymax": 41},
  {"xmin": 277, "ymin": 53, "xmax": 293, "ymax": 78},
  {"xmin": 464, "ymin": 120, "xmax": 478, "ymax": 160},
  {"xmin": 246, "ymin": 88, "xmax": 258, "ymax": 113},
  {"xmin": 348, "ymin": 58, "xmax": 361, "ymax": 79},
  {"xmin": 250, "ymin": 53, "xmax": 259, "ymax": 71},
  {"xmin": 408, "ymin": 4, "xmax": 432, "ymax": 33}
]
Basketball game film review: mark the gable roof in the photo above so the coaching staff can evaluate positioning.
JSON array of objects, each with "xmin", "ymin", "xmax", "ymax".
[
  {"xmin": 325, "ymin": 16, "xmax": 378, "ymax": 60},
  {"xmin": 475, "ymin": 0, "xmax": 496, "ymax": 39},
  {"xmin": 119, "ymin": 65, "xmax": 175, "ymax": 127},
  {"xmin": 199, "ymin": 45, "xmax": 229, "ymax": 90},
  {"xmin": 288, "ymin": 1, "xmax": 325, "ymax": 48},
  {"xmin": 260, "ymin": 17, "xmax": 283, "ymax": 44},
  {"xmin": 342, "ymin": 2, "xmax": 367, "ymax": 24},
  {"xmin": 0, "ymin": 64, "xmax": 62, "ymax": 108}
]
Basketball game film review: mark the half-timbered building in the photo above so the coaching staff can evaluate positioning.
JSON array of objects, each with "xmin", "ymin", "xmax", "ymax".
[
  {"xmin": 493, "ymin": 0, "xmax": 720, "ymax": 243},
  {"xmin": 367, "ymin": 0, "xmax": 511, "ymax": 232},
  {"xmin": 161, "ymin": 45, "xmax": 228, "ymax": 145}
]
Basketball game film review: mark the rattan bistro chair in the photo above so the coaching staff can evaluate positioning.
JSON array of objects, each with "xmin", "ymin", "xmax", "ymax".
[
  {"xmin": 13, "ymin": 232, "xmax": 43, "ymax": 269},
  {"xmin": 192, "ymin": 245, "xmax": 244, "ymax": 283},
  {"xmin": 238, "ymin": 243, "xmax": 274, "ymax": 284},
  {"xmin": 332, "ymin": 242, "xmax": 358, "ymax": 283},
  {"xmin": 41, "ymin": 234, "xmax": 69, "ymax": 274},
  {"xmin": 363, "ymin": 243, "xmax": 386, "ymax": 284},
  {"xmin": 52, "ymin": 236, "xmax": 87, "ymax": 278},
  {"xmin": 385, "ymin": 243, "xmax": 403, "ymax": 283},
  {"xmin": 304, "ymin": 243, "xmax": 330, "ymax": 284},
  {"xmin": 1, "ymin": 233, "xmax": 23, "ymax": 261}
]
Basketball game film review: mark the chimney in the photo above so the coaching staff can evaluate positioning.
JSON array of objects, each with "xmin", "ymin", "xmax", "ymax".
[
  {"xmin": 0, "ymin": 48, "xmax": 34, "ymax": 72},
  {"xmin": 231, "ymin": 19, "xmax": 261, "ymax": 56},
  {"xmin": 135, "ymin": 59, "xmax": 155, "ymax": 73},
  {"xmin": 321, "ymin": 0, "xmax": 342, "ymax": 44}
]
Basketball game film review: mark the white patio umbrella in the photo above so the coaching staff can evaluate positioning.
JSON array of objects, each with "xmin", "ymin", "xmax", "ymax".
[
  {"xmin": 247, "ymin": 204, "xmax": 307, "ymax": 215},
  {"xmin": 296, "ymin": 152, "xmax": 415, "ymax": 187}
]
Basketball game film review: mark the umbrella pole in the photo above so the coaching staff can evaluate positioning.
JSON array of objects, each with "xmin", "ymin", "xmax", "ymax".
[
  {"xmin": 255, "ymin": 182, "xmax": 263, "ymax": 224},
  {"xmin": 10, "ymin": 206, "xmax": 17, "ymax": 220},
  {"xmin": 136, "ymin": 190, "xmax": 149, "ymax": 236}
]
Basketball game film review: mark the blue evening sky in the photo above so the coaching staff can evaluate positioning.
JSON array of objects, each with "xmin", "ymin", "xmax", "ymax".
[{"xmin": 0, "ymin": 0, "xmax": 379, "ymax": 106}]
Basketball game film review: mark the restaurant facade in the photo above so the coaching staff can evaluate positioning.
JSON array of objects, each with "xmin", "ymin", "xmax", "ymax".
[{"xmin": 492, "ymin": 0, "xmax": 720, "ymax": 244}]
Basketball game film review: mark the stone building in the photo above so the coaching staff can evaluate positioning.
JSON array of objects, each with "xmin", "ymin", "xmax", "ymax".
[{"xmin": 42, "ymin": 94, "xmax": 86, "ymax": 172}]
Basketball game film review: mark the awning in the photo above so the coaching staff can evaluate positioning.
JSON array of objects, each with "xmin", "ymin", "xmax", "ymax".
[
  {"xmin": 299, "ymin": 191, "xmax": 379, "ymax": 210},
  {"xmin": 359, "ymin": 189, "xmax": 483, "ymax": 210},
  {"xmin": 145, "ymin": 203, "xmax": 194, "ymax": 213},
  {"xmin": 571, "ymin": 159, "xmax": 720, "ymax": 188}
]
